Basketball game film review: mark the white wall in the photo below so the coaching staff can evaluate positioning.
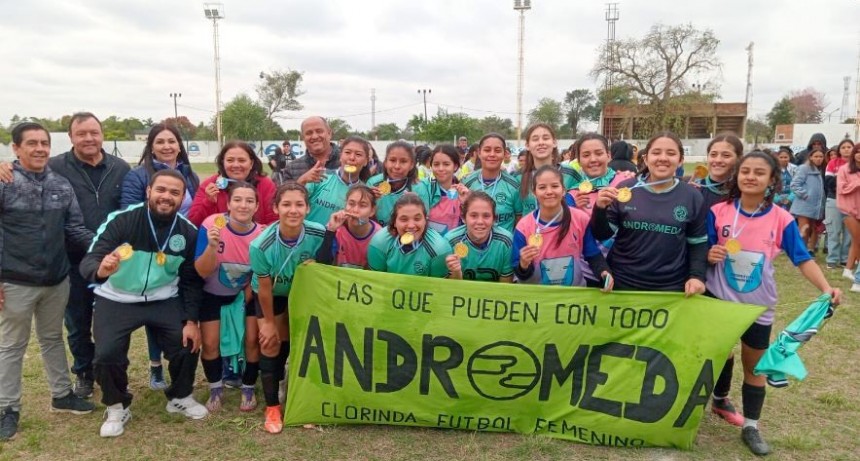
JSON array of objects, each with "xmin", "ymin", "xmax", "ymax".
[{"xmin": 791, "ymin": 124, "xmax": 857, "ymax": 147}]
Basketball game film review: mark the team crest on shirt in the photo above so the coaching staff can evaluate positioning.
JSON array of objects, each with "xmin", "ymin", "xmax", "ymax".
[
  {"xmin": 299, "ymin": 252, "xmax": 312, "ymax": 262},
  {"xmin": 168, "ymin": 235, "xmax": 186, "ymax": 252},
  {"xmin": 495, "ymin": 193, "xmax": 507, "ymax": 204},
  {"xmin": 673, "ymin": 205, "xmax": 688, "ymax": 222},
  {"xmin": 414, "ymin": 262, "xmax": 427, "ymax": 274}
]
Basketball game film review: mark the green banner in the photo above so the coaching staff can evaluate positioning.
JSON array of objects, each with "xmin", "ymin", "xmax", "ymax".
[{"xmin": 285, "ymin": 264, "xmax": 765, "ymax": 449}]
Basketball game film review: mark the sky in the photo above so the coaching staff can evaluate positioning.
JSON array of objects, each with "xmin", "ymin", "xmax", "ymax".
[{"xmin": 1, "ymin": 0, "xmax": 858, "ymax": 134}]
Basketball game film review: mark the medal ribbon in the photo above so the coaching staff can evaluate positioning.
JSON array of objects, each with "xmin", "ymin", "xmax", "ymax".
[{"xmin": 146, "ymin": 209, "xmax": 178, "ymax": 260}]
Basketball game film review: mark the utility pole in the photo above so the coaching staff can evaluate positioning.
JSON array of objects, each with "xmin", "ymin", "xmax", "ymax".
[
  {"xmin": 840, "ymin": 76, "xmax": 851, "ymax": 123},
  {"xmin": 169, "ymin": 93, "xmax": 181, "ymax": 121},
  {"xmin": 371, "ymin": 88, "xmax": 377, "ymax": 135},
  {"xmin": 604, "ymin": 3, "xmax": 619, "ymax": 140},
  {"xmin": 417, "ymin": 89, "xmax": 431, "ymax": 123},
  {"xmin": 745, "ymin": 42, "xmax": 754, "ymax": 139},
  {"xmin": 513, "ymin": 0, "xmax": 532, "ymax": 146}
]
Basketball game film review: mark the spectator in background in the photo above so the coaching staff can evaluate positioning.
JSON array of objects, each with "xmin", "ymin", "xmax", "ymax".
[
  {"xmin": 774, "ymin": 146, "xmax": 797, "ymax": 210},
  {"xmin": 790, "ymin": 147, "xmax": 827, "ymax": 253},
  {"xmin": 281, "ymin": 140, "xmax": 295, "ymax": 160},
  {"xmin": 793, "ymin": 133, "xmax": 827, "ymax": 166},
  {"xmin": 278, "ymin": 116, "xmax": 340, "ymax": 183},
  {"xmin": 457, "ymin": 136, "xmax": 468, "ymax": 155},
  {"xmin": 837, "ymin": 143, "xmax": 860, "ymax": 288},
  {"xmin": 608, "ymin": 140, "xmax": 638, "ymax": 174},
  {"xmin": 823, "ymin": 140, "xmax": 854, "ymax": 268}
]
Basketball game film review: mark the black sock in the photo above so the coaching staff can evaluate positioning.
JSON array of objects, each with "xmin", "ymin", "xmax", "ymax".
[
  {"xmin": 741, "ymin": 383, "xmax": 766, "ymax": 421},
  {"xmin": 714, "ymin": 356, "xmax": 734, "ymax": 399},
  {"xmin": 259, "ymin": 355, "xmax": 280, "ymax": 407},
  {"xmin": 242, "ymin": 361, "xmax": 259, "ymax": 386},
  {"xmin": 276, "ymin": 342, "xmax": 290, "ymax": 382},
  {"xmin": 201, "ymin": 356, "xmax": 223, "ymax": 384}
]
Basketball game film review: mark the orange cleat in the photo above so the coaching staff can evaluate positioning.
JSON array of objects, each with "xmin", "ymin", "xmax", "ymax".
[{"xmin": 264, "ymin": 405, "xmax": 283, "ymax": 434}]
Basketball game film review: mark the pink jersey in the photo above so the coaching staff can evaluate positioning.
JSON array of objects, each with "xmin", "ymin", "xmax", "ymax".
[
  {"xmin": 428, "ymin": 195, "xmax": 461, "ymax": 235},
  {"xmin": 514, "ymin": 207, "xmax": 598, "ymax": 286},
  {"xmin": 195, "ymin": 214, "xmax": 265, "ymax": 296},
  {"xmin": 706, "ymin": 201, "xmax": 811, "ymax": 325},
  {"xmin": 335, "ymin": 221, "xmax": 381, "ymax": 269},
  {"xmin": 567, "ymin": 170, "xmax": 634, "ymax": 216}
]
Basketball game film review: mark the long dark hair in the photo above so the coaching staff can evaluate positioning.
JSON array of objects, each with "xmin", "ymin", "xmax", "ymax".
[
  {"xmin": 387, "ymin": 192, "xmax": 427, "ymax": 237},
  {"xmin": 216, "ymin": 141, "xmax": 266, "ymax": 186},
  {"xmin": 806, "ymin": 147, "xmax": 826, "ymax": 172},
  {"xmin": 139, "ymin": 124, "xmax": 193, "ymax": 174},
  {"xmin": 384, "ymin": 141, "xmax": 419, "ymax": 189},
  {"xmin": 531, "ymin": 165, "xmax": 571, "ymax": 248},
  {"xmin": 706, "ymin": 133, "xmax": 744, "ymax": 159},
  {"xmin": 848, "ymin": 143, "xmax": 860, "ymax": 174},
  {"xmin": 460, "ymin": 191, "xmax": 496, "ymax": 221},
  {"xmin": 272, "ymin": 181, "xmax": 308, "ymax": 209},
  {"xmin": 573, "ymin": 132, "xmax": 610, "ymax": 161},
  {"xmin": 477, "ymin": 133, "xmax": 506, "ymax": 174},
  {"xmin": 341, "ymin": 135, "xmax": 373, "ymax": 182},
  {"xmin": 430, "ymin": 144, "xmax": 461, "ymax": 184},
  {"xmin": 725, "ymin": 151, "xmax": 781, "ymax": 205},
  {"xmin": 640, "ymin": 131, "xmax": 684, "ymax": 176},
  {"xmin": 519, "ymin": 123, "xmax": 560, "ymax": 199}
]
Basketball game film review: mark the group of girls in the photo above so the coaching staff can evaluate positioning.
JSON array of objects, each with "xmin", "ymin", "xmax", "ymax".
[{"xmin": 131, "ymin": 122, "xmax": 844, "ymax": 455}]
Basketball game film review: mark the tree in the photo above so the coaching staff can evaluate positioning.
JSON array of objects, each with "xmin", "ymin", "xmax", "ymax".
[
  {"xmin": 220, "ymin": 94, "xmax": 271, "ymax": 141},
  {"xmin": 162, "ymin": 116, "xmax": 197, "ymax": 139},
  {"xmin": 413, "ymin": 110, "xmax": 481, "ymax": 143},
  {"xmin": 193, "ymin": 122, "xmax": 216, "ymax": 141},
  {"xmin": 745, "ymin": 117, "xmax": 772, "ymax": 144},
  {"xmin": 0, "ymin": 124, "xmax": 10, "ymax": 145},
  {"xmin": 766, "ymin": 97, "xmax": 795, "ymax": 130},
  {"xmin": 591, "ymin": 23, "xmax": 722, "ymax": 130},
  {"xmin": 368, "ymin": 122, "xmax": 401, "ymax": 140},
  {"xmin": 477, "ymin": 116, "xmax": 514, "ymax": 139},
  {"xmin": 563, "ymin": 89, "xmax": 599, "ymax": 136},
  {"xmin": 284, "ymin": 129, "xmax": 301, "ymax": 141},
  {"xmin": 527, "ymin": 98, "xmax": 564, "ymax": 132},
  {"xmin": 788, "ymin": 88, "xmax": 827, "ymax": 123},
  {"xmin": 257, "ymin": 69, "xmax": 305, "ymax": 119},
  {"xmin": 328, "ymin": 118, "xmax": 353, "ymax": 141}
]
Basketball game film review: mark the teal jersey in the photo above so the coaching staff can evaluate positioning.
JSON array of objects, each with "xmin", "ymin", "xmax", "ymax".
[
  {"xmin": 517, "ymin": 164, "xmax": 581, "ymax": 214},
  {"xmin": 305, "ymin": 172, "xmax": 362, "ymax": 226},
  {"xmin": 367, "ymin": 174, "xmax": 416, "ymax": 226},
  {"xmin": 367, "ymin": 228, "xmax": 452, "ymax": 277},
  {"xmin": 462, "ymin": 170, "xmax": 523, "ymax": 233},
  {"xmin": 446, "ymin": 225, "xmax": 514, "ymax": 281},
  {"xmin": 250, "ymin": 220, "xmax": 326, "ymax": 296}
]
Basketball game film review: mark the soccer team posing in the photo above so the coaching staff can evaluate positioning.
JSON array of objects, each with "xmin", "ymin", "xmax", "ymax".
[{"xmin": 0, "ymin": 114, "xmax": 846, "ymax": 456}]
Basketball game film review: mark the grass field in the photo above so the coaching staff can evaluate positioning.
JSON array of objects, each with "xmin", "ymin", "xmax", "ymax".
[{"xmin": 1, "ymin": 252, "xmax": 857, "ymax": 461}]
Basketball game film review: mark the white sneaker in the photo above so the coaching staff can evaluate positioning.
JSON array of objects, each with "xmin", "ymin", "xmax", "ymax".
[
  {"xmin": 842, "ymin": 268, "xmax": 854, "ymax": 280},
  {"xmin": 100, "ymin": 406, "xmax": 131, "ymax": 437},
  {"xmin": 851, "ymin": 283, "xmax": 860, "ymax": 293},
  {"xmin": 166, "ymin": 395, "xmax": 208, "ymax": 420}
]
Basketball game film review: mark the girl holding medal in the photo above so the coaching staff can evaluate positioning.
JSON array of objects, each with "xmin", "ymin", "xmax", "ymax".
[
  {"xmin": 591, "ymin": 131, "xmax": 708, "ymax": 295},
  {"xmin": 367, "ymin": 141, "xmax": 419, "ymax": 225},
  {"xmin": 462, "ymin": 133, "xmax": 523, "ymax": 233},
  {"xmin": 301, "ymin": 136, "xmax": 372, "ymax": 226},
  {"xmin": 517, "ymin": 123, "xmax": 579, "ymax": 214},
  {"xmin": 445, "ymin": 192, "xmax": 514, "ymax": 282},
  {"xmin": 691, "ymin": 133, "xmax": 744, "ymax": 209},
  {"xmin": 706, "ymin": 151, "xmax": 841, "ymax": 456},
  {"xmin": 189, "ymin": 141, "xmax": 278, "ymax": 226},
  {"xmin": 367, "ymin": 193, "xmax": 453, "ymax": 277},
  {"xmin": 249, "ymin": 182, "xmax": 326, "ymax": 434},
  {"xmin": 194, "ymin": 182, "xmax": 264, "ymax": 413},
  {"xmin": 566, "ymin": 133, "xmax": 635, "ymax": 213},
  {"xmin": 513, "ymin": 166, "xmax": 612, "ymax": 288},
  {"xmin": 414, "ymin": 144, "xmax": 469, "ymax": 235},
  {"xmin": 316, "ymin": 185, "xmax": 381, "ymax": 269}
]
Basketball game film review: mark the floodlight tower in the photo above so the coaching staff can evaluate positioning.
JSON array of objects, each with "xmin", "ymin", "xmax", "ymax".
[
  {"xmin": 204, "ymin": 3, "xmax": 224, "ymax": 146},
  {"xmin": 514, "ymin": 0, "xmax": 532, "ymax": 146},
  {"xmin": 605, "ymin": 3, "xmax": 619, "ymax": 140}
]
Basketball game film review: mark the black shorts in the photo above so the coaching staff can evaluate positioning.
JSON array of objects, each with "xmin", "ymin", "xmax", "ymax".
[
  {"xmin": 254, "ymin": 294, "xmax": 288, "ymax": 319},
  {"xmin": 741, "ymin": 322, "xmax": 773, "ymax": 350},
  {"xmin": 199, "ymin": 291, "xmax": 240, "ymax": 323}
]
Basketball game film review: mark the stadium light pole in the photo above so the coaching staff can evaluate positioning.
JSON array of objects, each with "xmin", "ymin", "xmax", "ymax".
[
  {"xmin": 513, "ymin": 0, "xmax": 532, "ymax": 146},
  {"xmin": 204, "ymin": 3, "xmax": 224, "ymax": 146}
]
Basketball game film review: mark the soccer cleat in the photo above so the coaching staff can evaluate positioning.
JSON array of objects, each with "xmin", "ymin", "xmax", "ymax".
[
  {"xmin": 149, "ymin": 366, "xmax": 168, "ymax": 391},
  {"xmin": 711, "ymin": 398, "xmax": 744, "ymax": 426},
  {"xmin": 742, "ymin": 426, "xmax": 771, "ymax": 456},
  {"xmin": 0, "ymin": 407, "xmax": 19, "ymax": 441},
  {"xmin": 264, "ymin": 405, "xmax": 283, "ymax": 434},
  {"xmin": 166, "ymin": 395, "xmax": 209, "ymax": 420},
  {"xmin": 100, "ymin": 407, "xmax": 131, "ymax": 438},
  {"xmin": 73, "ymin": 375, "xmax": 94, "ymax": 399},
  {"xmin": 206, "ymin": 387, "xmax": 224, "ymax": 413},
  {"xmin": 240, "ymin": 387, "xmax": 258, "ymax": 412},
  {"xmin": 51, "ymin": 391, "xmax": 95, "ymax": 414}
]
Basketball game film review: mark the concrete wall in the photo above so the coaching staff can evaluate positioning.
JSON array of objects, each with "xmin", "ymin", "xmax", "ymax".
[{"xmin": 791, "ymin": 124, "xmax": 856, "ymax": 147}]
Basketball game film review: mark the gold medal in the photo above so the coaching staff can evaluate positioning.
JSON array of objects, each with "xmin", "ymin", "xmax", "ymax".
[
  {"xmin": 693, "ymin": 165, "xmax": 708, "ymax": 180},
  {"xmin": 344, "ymin": 165, "xmax": 357, "ymax": 174},
  {"xmin": 400, "ymin": 232, "xmax": 415, "ymax": 245},
  {"xmin": 213, "ymin": 215, "xmax": 228, "ymax": 229},
  {"xmin": 454, "ymin": 242, "xmax": 469, "ymax": 258},
  {"xmin": 616, "ymin": 187, "xmax": 632, "ymax": 203},
  {"xmin": 578, "ymin": 180, "xmax": 594, "ymax": 194},
  {"xmin": 528, "ymin": 233, "xmax": 543, "ymax": 248},
  {"xmin": 378, "ymin": 181, "xmax": 391, "ymax": 195},
  {"xmin": 724, "ymin": 238, "xmax": 742, "ymax": 255},
  {"xmin": 156, "ymin": 251, "xmax": 167, "ymax": 266},
  {"xmin": 116, "ymin": 243, "xmax": 134, "ymax": 261}
]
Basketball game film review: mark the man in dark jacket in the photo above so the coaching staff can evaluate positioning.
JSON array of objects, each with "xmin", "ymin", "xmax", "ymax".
[
  {"xmin": 792, "ymin": 133, "xmax": 827, "ymax": 166},
  {"xmin": 0, "ymin": 123, "xmax": 96, "ymax": 441},
  {"xmin": 278, "ymin": 116, "xmax": 340, "ymax": 183},
  {"xmin": 0, "ymin": 112, "xmax": 130, "ymax": 399}
]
